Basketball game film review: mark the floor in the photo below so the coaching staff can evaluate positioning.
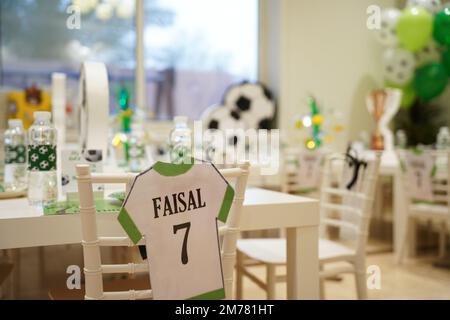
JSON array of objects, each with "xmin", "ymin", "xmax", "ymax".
[
  {"xmin": 239, "ymin": 252, "xmax": 450, "ymax": 300},
  {"xmin": 2, "ymin": 243, "xmax": 450, "ymax": 300}
]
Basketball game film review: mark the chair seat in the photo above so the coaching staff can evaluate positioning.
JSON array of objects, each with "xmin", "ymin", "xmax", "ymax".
[
  {"xmin": 48, "ymin": 277, "xmax": 151, "ymax": 300},
  {"xmin": 237, "ymin": 238, "xmax": 355, "ymax": 265},
  {"xmin": 410, "ymin": 203, "xmax": 450, "ymax": 221}
]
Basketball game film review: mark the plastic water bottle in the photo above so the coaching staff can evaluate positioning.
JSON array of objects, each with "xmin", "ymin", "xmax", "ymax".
[
  {"xmin": 169, "ymin": 116, "xmax": 192, "ymax": 164},
  {"xmin": 128, "ymin": 123, "xmax": 147, "ymax": 172},
  {"xmin": 4, "ymin": 119, "xmax": 27, "ymax": 191},
  {"xmin": 27, "ymin": 112, "xmax": 58, "ymax": 207},
  {"xmin": 436, "ymin": 127, "xmax": 450, "ymax": 150}
]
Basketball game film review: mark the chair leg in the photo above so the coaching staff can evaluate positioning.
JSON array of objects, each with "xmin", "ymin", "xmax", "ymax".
[
  {"xmin": 235, "ymin": 251, "xmax": 244, "ymax": 300},
  {"xmin": 319, "ymin": 265, "xmax": 325, "ymax": 300},
  {"xmin": 39, "ymin": 247, "xmax": 45, "ymax": 287},
  {"xmin": 398, "ymin": 217, "xmax": 412, "ymax": 265},
  {"xmin": 354, "ymin": 262, "xmax": 367, "ymax": 300},
  {"xmin": 266, "ymin": 264, "xmax": 276, "ymax": 300},
  {"xmin": 12, "ymin": 249, "xmax": 20, "ymax": 299},
  {"xmin": 438, "ymin": 224, "xmax": 447, "ymax": 259},
  {"xmin": 319, "ymin": 278, "xmax": 325, "ymax": 300},
  {"xmin": 408, "ymin": 219, "xmax": 417, "ymax": 258}
]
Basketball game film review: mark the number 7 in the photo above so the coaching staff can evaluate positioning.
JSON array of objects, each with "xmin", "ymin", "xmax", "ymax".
[{"xmin": 173, "ymin": 222, "xmax": 191, "ymax": 264}]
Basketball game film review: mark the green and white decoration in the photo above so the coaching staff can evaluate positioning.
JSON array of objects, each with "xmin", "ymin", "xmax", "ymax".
[
  {"xmin": 5, "ymin": 145, "xmax": 26, "ymax": 164},
  {"xmin": 118, "ymin": 161, "xmax": 234, "ymax": 300},
  {"xmin": 28, "ymin": 145, "xmax": 57, "ymax": 171},
  {"xmin": 375, "ymin": 1, "xmax": 450, "ymax": 107}
]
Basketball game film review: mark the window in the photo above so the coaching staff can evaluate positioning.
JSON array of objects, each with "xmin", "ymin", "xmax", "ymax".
[
  {"xmin": 0, "ymin": 0, "xmax": 259, "ymax": 120},
  {"xmin": 143, "ymin": 0, "xmax": 259, "ymax": 120}
]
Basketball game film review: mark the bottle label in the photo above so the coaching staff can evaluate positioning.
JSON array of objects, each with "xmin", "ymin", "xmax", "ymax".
[
  {"xmin": 28, "ymin": 145, "xmax": 57, "ymax": 171},
  {"xmin": 5, "ymin": 145, "xmax": 27, "ymax": 164}
]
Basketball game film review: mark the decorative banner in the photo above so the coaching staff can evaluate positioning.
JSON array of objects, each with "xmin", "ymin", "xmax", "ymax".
[
  {"xmin": 118, "ymin": 162, "xmax": 234, "ymax": 300},
  {"xmin": 61, "ymin": 148, "xmax": 103, "ymax": 197},
  {"xmin": 403, "ymin": 151, "xmax": 434, "ymax": 201},
  {"xmin": 297, "ymin": 151, "xmax": 323, "ymax": 190},
  {"xmin": 78, "ymin": 62, "xmax": 109, "ymax": 158}
]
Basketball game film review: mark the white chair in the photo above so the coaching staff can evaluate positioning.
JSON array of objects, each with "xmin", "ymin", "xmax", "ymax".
[
  {"xmin": 281, "ymin": 148, "xmax": 325, "ymax": 198},
  {"xmin": 76, "ymin": 161, "xmax": 249, "ymax": 300},
  {"xmin": 397, "ymin": 150, "xmax": 450, "ymax": 263},
  {"xmin": 236, "ymin": 152, "xmax": 380, "ymax": 300}
]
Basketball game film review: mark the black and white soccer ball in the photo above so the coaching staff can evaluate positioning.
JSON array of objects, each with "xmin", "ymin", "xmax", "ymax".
[
  {"xmin": 222, "ymin": 82, "xmax": 275, "ymax": 130},
  {"xmin": 202, "ymin": 104, "xmax": 246, "ymax": 147},
  {"xmin": 61, "ymin": 174, "xmax": 70, "ymax": 186},
  {"xmin": 82, "ymin": 149, "xmax": 103, "ymax": 163},
  {"xmin": 407, "ymin": 0, "xmax": 442, "ymax": 15}
]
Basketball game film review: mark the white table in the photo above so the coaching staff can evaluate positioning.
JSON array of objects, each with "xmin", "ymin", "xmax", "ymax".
[{"xmin": 0, "ymin": 188, "xmax": 320, "ymax": 300}]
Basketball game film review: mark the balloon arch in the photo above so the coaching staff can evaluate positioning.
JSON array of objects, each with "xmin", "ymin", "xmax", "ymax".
[{"xmin": 374, "ymin": 0, "xmax": 450, "ymax": 108}]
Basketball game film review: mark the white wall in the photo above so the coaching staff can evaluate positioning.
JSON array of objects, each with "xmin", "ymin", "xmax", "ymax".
[{"xmin": 260, "ymin": 0, "xmax": 398, "ymax": 151}]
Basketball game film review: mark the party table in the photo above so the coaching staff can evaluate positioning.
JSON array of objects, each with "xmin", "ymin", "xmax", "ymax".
[{"xmin": 0, "ymin": 188, "xmax": 319, "ymax": 300}]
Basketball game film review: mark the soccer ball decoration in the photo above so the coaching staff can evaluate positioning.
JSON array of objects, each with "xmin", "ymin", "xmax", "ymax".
[
  {"xmin": 406, "ymin": 0, "xmax": 442, "ymax": 15},
  {"xmin": 202, "ymin": 104, "xmax": 246, "ymax": 146},
  {"xmin": 382, "ymin": 48, "xmax": 416, "ymax": 86},
  {"xmin": 82, "ymin": 149, "xmax": 103, "ymax": 163},
  {"xmin": 222, "ymin": 82, "xmax": 276, "ymax": 130}
]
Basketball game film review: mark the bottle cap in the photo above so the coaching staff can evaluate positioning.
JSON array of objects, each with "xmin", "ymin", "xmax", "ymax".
[
  {"xmin": 8, "ymin": 119, "xmax": 23, "ymax": 128},
  {"xmin": 34, "ymin": 111, "xmax": 51, "ymax": 122}
]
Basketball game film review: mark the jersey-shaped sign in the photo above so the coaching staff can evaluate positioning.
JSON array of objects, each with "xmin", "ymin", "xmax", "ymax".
[
  {"xmin": 403, "ymin": 152, "xmax": 434, "ymax": 202},
  {"xmin": 118, "ymin": 161, "xmax": 234, "ymax": 300}
]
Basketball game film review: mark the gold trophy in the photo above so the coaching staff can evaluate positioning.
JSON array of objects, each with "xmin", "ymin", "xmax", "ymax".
[{"xmin": 366, "ymin": 88, "xmax": 401, "ymax": 151}]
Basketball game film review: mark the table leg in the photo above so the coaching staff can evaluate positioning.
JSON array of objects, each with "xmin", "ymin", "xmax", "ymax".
[
  {"xmin": 393, "ymin": 169, "xmax": 408, "ymax": 264},
  {"xmin": 286, "ymin": 225, "xmax": 319, "ymax": 299}
]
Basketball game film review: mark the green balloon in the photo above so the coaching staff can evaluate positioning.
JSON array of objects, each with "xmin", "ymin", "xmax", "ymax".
[
  {"xmin": 396, "ymin": 7, "xmax": 433, "ymax": 52},
  {"xmin": 385, "ymin": 81, "xmax": 416, "ymax": 109},
  {"xmin": 443, "ymin": 49, "xmax": 450, "ymax": 75},
  {"xmin": 434, "ymin": 9, "xmax": 450, "ymax": 46},
  {"xmin": 414, "ymin": 63, "xmax": 448, "ymax": 101}
]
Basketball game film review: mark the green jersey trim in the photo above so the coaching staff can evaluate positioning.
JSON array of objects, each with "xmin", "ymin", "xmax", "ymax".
[
  {"xmin": 118, "ymin": 207, "xmax": 142, "ymax": 244},
  {"xmin": 218, "ymin": 185, "xmax": 235, "ymax": 223},
  {"xmin": 153, "ymin": 161, "xmax": 194, "ymax": 177},
  {"xmin": 188, "ymin": 287, "xmax": 225, "ymax": 300}
]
